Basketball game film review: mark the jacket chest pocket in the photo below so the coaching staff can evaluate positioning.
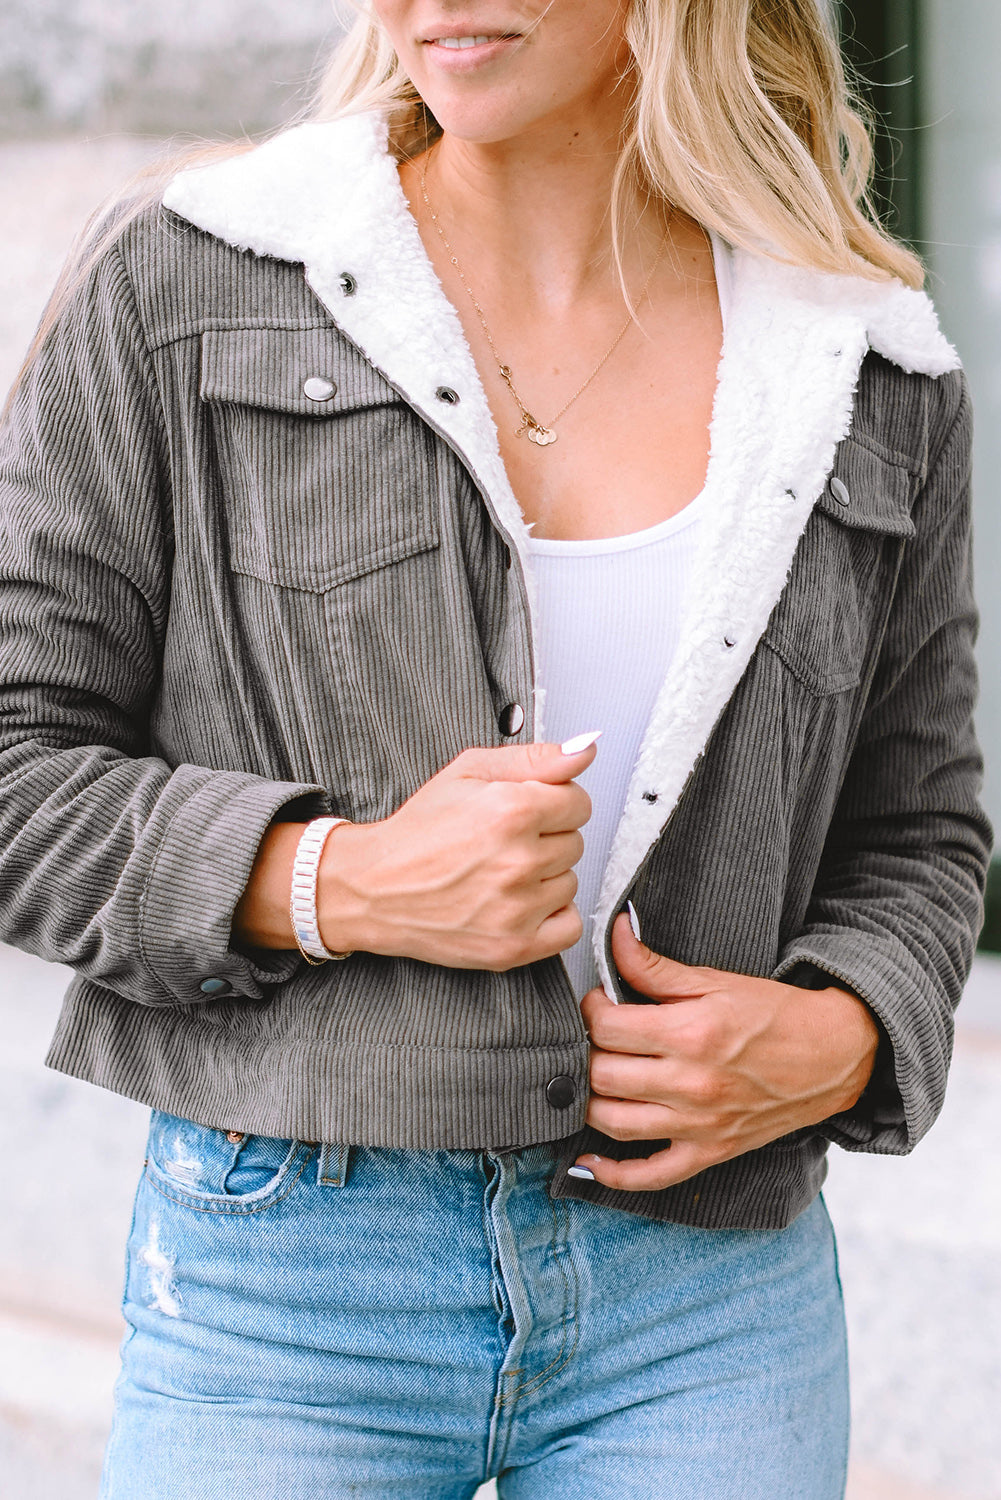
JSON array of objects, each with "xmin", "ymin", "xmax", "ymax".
[
  {"xmin": 200, "ymin": 327, "xmax": 440, "ymax": 592},
  {"xmin": 762, "ymin": 438, "xmax": 917, "ymax": 695}
]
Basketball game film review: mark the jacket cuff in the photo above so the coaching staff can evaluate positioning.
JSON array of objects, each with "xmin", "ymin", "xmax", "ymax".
[
  {"xmin": 138, "ymin": 772, "xmax": 328, "ymax": 1005},
  {"xmin": 772, "ymin": 935, "xmax": 952, "ymax": 1155}
]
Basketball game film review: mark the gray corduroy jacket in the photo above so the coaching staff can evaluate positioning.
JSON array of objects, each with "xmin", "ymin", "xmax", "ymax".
[{"xmin": 0, "ymin": 114, "xmax": 990, "ymax": 1230}]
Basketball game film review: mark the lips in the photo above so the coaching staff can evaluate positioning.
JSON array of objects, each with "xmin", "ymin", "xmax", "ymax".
[
  {"xmin": 433, "ymin": 35, "xmax": 504, "ymax": 48},
  {"xmin": 423, "ymin": 28, "xmax": 522, "ymax": 47}
]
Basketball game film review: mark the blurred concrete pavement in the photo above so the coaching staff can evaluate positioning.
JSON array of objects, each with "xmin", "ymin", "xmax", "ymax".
[{"xmin": 2, "ymin": 945, "xmax": 1000, "ymax": 1499}]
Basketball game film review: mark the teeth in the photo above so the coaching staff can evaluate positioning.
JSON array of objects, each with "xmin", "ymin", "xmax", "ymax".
[{"xmin": 437, "ymin": 35, "xmax": 497, "ymax": 48}]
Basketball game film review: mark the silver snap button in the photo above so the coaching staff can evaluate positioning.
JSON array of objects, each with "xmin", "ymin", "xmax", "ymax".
[
  {"xmin": 436, "ymin": 386, "xmax": 460, "ymax": 405},
  {"xmin": 339, "ymin": 272, "xmax": 358, "ymax": 296},
  {"xmin": 199, "ymin": 976, "xmax": 232, "ymax": 996},
  {"xmin": 498, "ymin": 703, "xmax": 525, "ymax": 737},
  {"xmin": 829, "ymin": 477, "xmax": 850, "ymax": 507},
  {"xmin": 303, "ymin": 377, "xmax": 337, "ymax": 403}
]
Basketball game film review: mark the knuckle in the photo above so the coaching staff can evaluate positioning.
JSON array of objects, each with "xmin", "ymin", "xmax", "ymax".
[
  {"xmin": 452, "ymin": 746, "xmax": 489, "ymax": 779},
  {"xmin": 677, "ymin": 1016, "xmax": 716, "ymax": 1060},
  {"xmin": 525, "ymin": 740, "xmax": 554, "ymax": 773},
  {"xmin": 485, "ymin": 781, "xmax": 531, "ymax": 831},
  {"xmin": 588, "ymin": 1053, "xmax": 618, "ymax": 1094},
  {"xmin": 587, "ymin": 1010, "xmax": 615, "ymax": 1048},
  {"xmin": 504, "ymin": 932, "xmax": 536, "ymax": 969},
  {"xmin": 563, "ymin": 905, "xmax": 584, "ymax": 945},
  {"xmin": 685, "ymin": 1068, "xmax": 721, "ymax": 1107},
  {"xmin": 496, "ymin": 847, "xmax": 536, "ymax": 888},
  {"xmin": 496, "ymin": 892, "xmax": 531, "ymax": 934}
]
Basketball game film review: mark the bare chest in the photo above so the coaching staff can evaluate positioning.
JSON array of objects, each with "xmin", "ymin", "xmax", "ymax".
[{"xmin": 460, "ymin": 280, "xmax": 723, "ymax": 542}]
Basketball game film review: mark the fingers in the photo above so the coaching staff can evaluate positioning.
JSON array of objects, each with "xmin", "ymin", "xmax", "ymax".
[
  {"xmin": 609, "ymin": 911, "xmax": 716, "ymax": 999},
  {"xmin": 569, "ymin": 1141, "xmax": 720, "ymax": 1194},
  {"xmin": 535, "ymin": 902, "xmax": 584, "ymax": 958},
  {"xmin": 537, "ymin": 869, "xmax": 578, "ymax": 915},
  {"xmin": 455, "ymin": 735, "xmax": 599, "ymax": 787},
  {"xmin": 537, "ymin": 829, "xmax": 585, "ymax": 878},
  {"xmin": 588, "ymin": 1046, "xmax": 690, "ymax": 1103},
  {"xmin": 580, "ymin": 986, "xmax": 701, "ymax": 1056},
  {"xmin": 536, "ymin": 781, "xmax": 592, "ymax": 835}
]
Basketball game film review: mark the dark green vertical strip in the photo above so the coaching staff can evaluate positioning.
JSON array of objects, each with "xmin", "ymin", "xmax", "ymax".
[
  {"xmin": 980, "ymin": 864, "xmax": 1001, "ymax": 954},
  {"xmin": 838, "ymin": 0, "xmax": 923, "ymax": 247}
]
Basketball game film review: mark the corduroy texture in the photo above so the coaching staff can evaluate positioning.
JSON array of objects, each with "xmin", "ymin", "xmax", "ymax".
[{"xmin": 0, "ymin": 152, "xmax": 990, "ymax": 1227}]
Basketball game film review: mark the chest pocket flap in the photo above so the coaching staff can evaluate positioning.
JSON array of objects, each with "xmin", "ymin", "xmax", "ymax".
[
  {"xmin": 199, "ymin": 326, "xmax": 439, "ymax": 592},
  {"xmin": 200, "ymin": 326, "xmax": 400, "ymax": 416},
  {"xmin": 814, "ymin": 436, "xmax": 917, "ymax": 538},
  {"xmin": 765, "ymin": 438, "xmax": 917, "ymax": 694}
]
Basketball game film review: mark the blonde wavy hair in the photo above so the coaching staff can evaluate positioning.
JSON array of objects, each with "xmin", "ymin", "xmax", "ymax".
[
  {"xmin": 318, "ymin": 0, "xmax": 923, "ymax": 287},
  {"xmin": 9, "ymin": 0, "xmax": 921, "ymax": 404}
]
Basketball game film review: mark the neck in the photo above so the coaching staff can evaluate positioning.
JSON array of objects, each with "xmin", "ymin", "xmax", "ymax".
[{"xmin": 409, "ymin": 115, "xmax": 662, "ymax": 315}]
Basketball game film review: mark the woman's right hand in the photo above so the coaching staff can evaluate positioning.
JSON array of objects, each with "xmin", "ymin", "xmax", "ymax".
[
  {"xmin": 232, "ymin": 739, "xmax": 596, "ymax": 971},
  {"xmin": 315, "ymin": 740, "xmax": 595, "ymax": 970}
]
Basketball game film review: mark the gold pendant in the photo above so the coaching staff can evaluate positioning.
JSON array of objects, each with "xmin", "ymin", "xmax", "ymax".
[{"xmin": 526, "ymin": 424, "xmax": 557, "ymax": 447}]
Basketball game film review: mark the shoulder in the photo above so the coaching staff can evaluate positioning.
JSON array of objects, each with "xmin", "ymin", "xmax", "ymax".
[
  {"xmin": 850, "ymin": 354, "xmax": 968, "ymax": 487},
  {"xmin": 114, "ymin": 199, "xmax": 324, "ymax": 351},
  {"xmin": 160, "ymin": 113, "xmax": 394, "ymax": 268}
]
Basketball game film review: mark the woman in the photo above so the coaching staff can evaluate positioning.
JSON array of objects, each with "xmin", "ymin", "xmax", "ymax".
[{"xmin": 0, "ymin": 1, "xmax": 989, "ymax": 1496}]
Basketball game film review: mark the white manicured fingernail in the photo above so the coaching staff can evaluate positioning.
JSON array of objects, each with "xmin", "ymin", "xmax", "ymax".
[
  {"xmin": 627, "ymin": 901, "xmax": 642, "ymax": 941},
  {"xmin": 561, "ymin": 730, "xmax": 603, "ymax": 756},
  {"xmin": 567, "ymin": 1166, "xmax": 595, "ymax": 1181}
]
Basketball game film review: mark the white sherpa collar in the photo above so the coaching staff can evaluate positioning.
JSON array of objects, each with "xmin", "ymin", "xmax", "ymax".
[{"xmin": 164, "ymin": 113, "xmax": 960, "ymax": 998}]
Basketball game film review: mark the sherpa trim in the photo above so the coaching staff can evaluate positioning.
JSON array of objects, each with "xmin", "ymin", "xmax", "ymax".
[{"xmin": 163, "ymin": 113, "xmax": 961, "ymax": 998}]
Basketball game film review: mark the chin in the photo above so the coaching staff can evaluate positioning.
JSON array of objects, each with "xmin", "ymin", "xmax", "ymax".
[
  {"xmin": 413, "ymin": 83, "xmax": 574, "ymax": 150},
  {"xmin": 418, "ymin": 104, "xmax": 533, "ymax": 147}
]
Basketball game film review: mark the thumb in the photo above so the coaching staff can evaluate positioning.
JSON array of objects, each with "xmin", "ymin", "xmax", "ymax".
[
  {"xmin": 611, "ymin": 911, "xmax": 708, "ymax": 1001},
  {"xmin": 456, "ymin": 732, "xmax": 601, "ymax": 786}
]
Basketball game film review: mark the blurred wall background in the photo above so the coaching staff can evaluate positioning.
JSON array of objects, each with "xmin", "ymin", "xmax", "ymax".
[
  {"xmin": 0, "ymin": 0, "xmax": 341, "ymax": 136},
  {"xmin": 840, "ymin": 1, "xmax": 1001, "ymax": 947}
]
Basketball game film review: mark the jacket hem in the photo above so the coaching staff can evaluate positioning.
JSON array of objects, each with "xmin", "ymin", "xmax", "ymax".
[{"xmin": 45, "ymin": 982, "xmax": 591, "ymax": 1153}]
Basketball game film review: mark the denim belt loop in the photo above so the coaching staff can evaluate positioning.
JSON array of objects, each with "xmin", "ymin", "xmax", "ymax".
[{"xmin": 316, "ymin": 1142, "xmax": 351, "ymax": 1188}]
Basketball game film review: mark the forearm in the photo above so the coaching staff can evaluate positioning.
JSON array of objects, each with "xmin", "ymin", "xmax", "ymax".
[
  {"xmin": 233, "ymin": 820, "xmax": 304, "ymax": 950},
  {"xmin": 233, "ymin": 818, "xmax": 366, "ymax": 957}
]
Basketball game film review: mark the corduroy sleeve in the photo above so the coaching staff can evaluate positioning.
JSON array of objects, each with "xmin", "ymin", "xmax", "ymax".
[
  {"xmin": 773, "ymin": 367, "xmax": 992, "ymax": 1154},
  {"xmin": 0, "ymin": 238, "xmax": 326, "ymax": 1007}
]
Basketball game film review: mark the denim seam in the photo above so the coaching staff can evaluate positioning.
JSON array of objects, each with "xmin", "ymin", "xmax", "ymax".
[
  {"xmin": 143, "ymin": 1145, "xmax": 316, "ymax": 1215},
  {"xmin": 499, "ymin": 1196, "xmax": 580, "ymax": 1407}
]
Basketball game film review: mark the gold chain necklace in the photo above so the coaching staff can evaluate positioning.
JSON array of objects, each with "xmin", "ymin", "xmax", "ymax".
[{"xmin": 420, "ymin": 152, "xmax": 666, "ymax": 447}]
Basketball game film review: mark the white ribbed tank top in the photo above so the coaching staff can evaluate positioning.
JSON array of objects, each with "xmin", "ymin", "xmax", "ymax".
[{"xmin": 527, "ymin": 233, "xmax": 732, "ymax": 998}]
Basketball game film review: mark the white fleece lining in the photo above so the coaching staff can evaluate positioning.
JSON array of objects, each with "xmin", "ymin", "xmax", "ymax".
[{"xmin": 163, "ymin": 113, "xmax": 961, "ymax": 999}]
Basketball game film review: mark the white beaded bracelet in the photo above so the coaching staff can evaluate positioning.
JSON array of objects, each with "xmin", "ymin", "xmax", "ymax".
[{"xmin": 289, "ymin": 817, "xmax": 353, "ymax": 965}]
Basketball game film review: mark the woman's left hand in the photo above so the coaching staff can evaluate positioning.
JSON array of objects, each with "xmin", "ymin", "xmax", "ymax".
[{"xmin": 575, "ymin": 913, "xmax": 880, "ymax": 1193}]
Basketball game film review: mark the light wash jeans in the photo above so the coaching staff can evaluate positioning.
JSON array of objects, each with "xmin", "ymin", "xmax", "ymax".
[{"xmin": 99, "ymin": 1111, "xmax": 849, "ymax": 1498}]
